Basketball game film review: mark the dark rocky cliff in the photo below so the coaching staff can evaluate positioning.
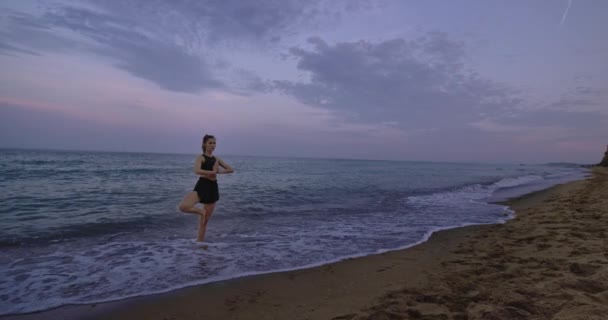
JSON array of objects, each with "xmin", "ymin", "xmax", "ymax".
[{"xmin": 599, "ymin": 145, "xmax": 608, "ymax": 167}]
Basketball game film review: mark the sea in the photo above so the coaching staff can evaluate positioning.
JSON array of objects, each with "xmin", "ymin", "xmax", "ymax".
[{"xmin": 0, "ymin": 148, "xmax": 589, "ymax": 315}]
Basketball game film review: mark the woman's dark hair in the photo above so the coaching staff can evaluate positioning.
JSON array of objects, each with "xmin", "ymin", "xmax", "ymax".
[{"xmin": 202, "ymin": 134, "xmax": 215, "ymax": 153}]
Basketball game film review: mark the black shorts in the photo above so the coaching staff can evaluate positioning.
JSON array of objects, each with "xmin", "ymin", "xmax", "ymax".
[{"xmin": 193, "ymin": 178, "xmax": 219, "ymax": 204}]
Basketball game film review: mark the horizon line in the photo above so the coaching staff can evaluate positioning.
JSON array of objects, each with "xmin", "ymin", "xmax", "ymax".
[{"xmin": 0, "ymin": 146, "xmax": 589, "ymax": 166}]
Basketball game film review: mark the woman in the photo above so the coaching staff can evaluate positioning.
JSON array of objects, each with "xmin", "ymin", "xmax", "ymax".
[{"xmin": 179, "ymin": 134, "xmax": 234, "ymax": 242}]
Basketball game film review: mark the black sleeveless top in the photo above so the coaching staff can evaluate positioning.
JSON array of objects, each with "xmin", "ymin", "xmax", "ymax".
[
  {"xmin": 201, "ymin": 154, "xmax": 216, "ymax": 171},
  {"xmin": 194, "ymin": 154, "xmax": 220, "ymax": 203}
]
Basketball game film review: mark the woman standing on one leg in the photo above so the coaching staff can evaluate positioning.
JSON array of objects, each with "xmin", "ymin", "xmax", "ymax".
[{"xmin": 178, "ymin": 134, "xmax": 234, "ymax": 242}]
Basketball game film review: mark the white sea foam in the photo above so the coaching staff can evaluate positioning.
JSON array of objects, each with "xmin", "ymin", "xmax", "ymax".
[
  {"xmin": 0, "ymin": 203, "xmax": 515, "ymax": 316},
  {"xmin": 406, "ymin": 174, "xmax": 552, "ymax": 207}
]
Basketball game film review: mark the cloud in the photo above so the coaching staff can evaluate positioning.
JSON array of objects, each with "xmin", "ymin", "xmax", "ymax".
[
  {"xmin": 230, "ymin": 69, "xmax": 274, "ymax": 94},
  {"xmin": 540, "ymin": 81, "xmax": 608, "ymax": 115},
  {"xmin": 0, "ymin": 5, "xmax": 222, "ymax": 93},
  {"xmin": 0, "ymin": 9, "xmax": 81, "ymax": 56},
  {"xmin": 275, "ymin": 33, "xmax": 521, "ymax": 129},
  {"xmin": 574, "ymin": 86, "xmax": 604, "ymax": 96},
  {"xmin": 91, "ymin": 0, "xmax": 368, "ymax": 45},
  {"xmin": 47, "ymin": 6, "xmax": 225, "ymax": 93},
  {"xmin": 471, "ymin": 102, "xmax": 608, "ymax": 148},
  {"xmin": 0, "ymin": 42, "xmax": 39, "ymax": 57},
  {"xmin": 0, "ymin": 1, "xmax": 367, "ymax": 94}
]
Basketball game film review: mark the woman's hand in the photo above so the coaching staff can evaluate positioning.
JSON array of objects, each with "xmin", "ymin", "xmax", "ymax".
[
  {"xmin": 208, "ymin": 163, "xmax": 220, "ymax": 178},
  {"xmin": 216, "ymin": 157, "xmax": 234, "ymax": 174}
]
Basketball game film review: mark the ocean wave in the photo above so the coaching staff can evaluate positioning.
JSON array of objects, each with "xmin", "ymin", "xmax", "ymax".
[
  {"xmin": 0, "ymin": 217, "xmax": 173, "ymax": 248},
  {"xmin": 405, "ymin": 172, "xmax": 575, "ymax": 207},
  {"xmin": 489, "ymin": 174, "xmax": 543, "ymax": 190}
]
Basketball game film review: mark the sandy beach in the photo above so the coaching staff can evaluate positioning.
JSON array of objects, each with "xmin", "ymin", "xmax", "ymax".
[{"xmin": 3, "ymin": 167, "xmax": 607, "ymax": 320}]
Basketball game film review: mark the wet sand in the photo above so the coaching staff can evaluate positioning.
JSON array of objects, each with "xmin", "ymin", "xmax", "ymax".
[{"xmin": 3, "ymin": 168, "xmax": 607, "ymax": 320}]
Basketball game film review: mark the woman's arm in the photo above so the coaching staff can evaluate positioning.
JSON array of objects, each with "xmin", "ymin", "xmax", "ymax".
[
  {"xmin": 193, "ymin": 155, "xmax": 217, "ymax": 177},
  {"xmin": 216, "ymin": 157, "xmax": 234, "ymax": 174}
]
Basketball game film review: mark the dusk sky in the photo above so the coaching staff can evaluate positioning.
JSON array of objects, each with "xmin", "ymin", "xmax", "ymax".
[{"xmin": 1, "ymin": 0, "xmax": 606, "ymax": 163}]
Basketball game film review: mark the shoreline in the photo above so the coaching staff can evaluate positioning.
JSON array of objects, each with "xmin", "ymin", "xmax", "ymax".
[
  {"xmin": 0, "ymin": 222, "xmax": 510, "ymax": 318},
  {"xmin": 3, "ymin": 168, "xmax": 606, "ymax": 320}
]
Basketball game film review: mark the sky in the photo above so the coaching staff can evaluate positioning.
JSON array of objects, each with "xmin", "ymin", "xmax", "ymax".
[{"xmin": 0, "ymin": 0, "xmax": 606, "ymax": 163}]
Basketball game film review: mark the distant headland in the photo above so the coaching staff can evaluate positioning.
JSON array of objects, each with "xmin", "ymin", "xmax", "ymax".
[{"xmin": 599, "ymin": 144, "xmax": 608, "ymax": 167}]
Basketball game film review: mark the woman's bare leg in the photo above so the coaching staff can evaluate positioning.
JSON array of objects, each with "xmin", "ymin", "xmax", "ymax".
[
  {"xmin": 197, "ymin": 203, "xmax": 216, "ymax": 242},
  {"xmin": 178, "ymin": 192, "xmax": 206, "ymax": 216}
]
